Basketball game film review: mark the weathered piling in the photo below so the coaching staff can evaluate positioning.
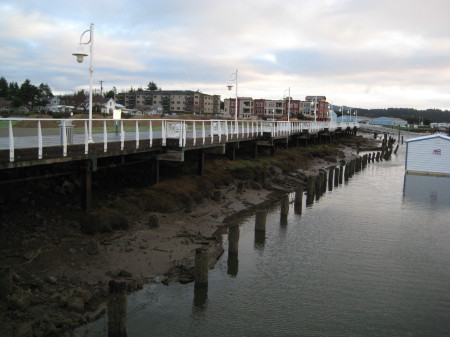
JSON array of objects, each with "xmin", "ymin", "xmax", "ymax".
[
  {"xmin": 334, "ymin": 167, "xmax": 339, "ymax": 186},
  {"xmin": 394, "ymin": 144, "xmax": 399, "ymax": 154},
  {"xmin": 344, "ymin": 163, "xmax": 349, "ymax": 182},
  {"xmin": 213, "ymin": 190, "xmax": 222, "ymax": 202},
  {"xmin": 339, "ymin": 165, "xmax": 344, "ymax": 184},
  {"xmin": 0, "ymin": 268, "xmax": 12, "ymax": 298},
  {"xmin": 294, "ymin": 187, "xmax": 303, "ymax": 214},
  {"xmin": 255, "ymin": 210, "xmax": 267, "ymax": 231},
  {"xmin": 322, "ymin": 170, "xmax": 327, "ymax": 193},
  {"xmin": 108, "ymin": 280, "xmax": 128, "ymax": 337},
  {"xmin": 372, "ymin": 152, "xmax": 376, "ymax": 162},
  {"xmin": 306, "ymin": 176, "xmax": 315, "ymax": 206},
  {"xmin": 368, "ymin": 153, "xmax": 371, "ymax": 162},
  {"xmin": 315, "ymin": 173, "xmax": 323, "ymax": 200},
  {"xmin": 376, "ymin": 152, "xmax": 380, "ymax": 162},
  {"xmin": 194, "ymin": 247, "xmax": 209, "ymax": 285},
  {"xmin": 228, "ymin": 225, "xmax": 240, "ymax": 253},
  {"xmin": 328, "ymin": 167, "xmax": 334, "ymax": 191},
  {"xmin": 280, "ymin": 194, "xmax": 290, "ymax": 216}
]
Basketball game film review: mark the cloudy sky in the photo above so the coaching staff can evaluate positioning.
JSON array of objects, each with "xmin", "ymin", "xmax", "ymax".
[{"xmin": 1, "ymin": 0, "xmax": 450, "ymax": 110}]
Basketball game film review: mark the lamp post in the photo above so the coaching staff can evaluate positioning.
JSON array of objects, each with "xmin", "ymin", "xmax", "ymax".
[
  {"xmin": 227, "ymin": 69, "xmax": 238, "ymax": 133},
  {"xmin": 354, "ymin": 109, "xmax": 358, "ymax": 123},
  {"xmin": 341, "ymin": 106, "xmax": 344, "ymax": 123},
  {"xmin": 310, "ymin": 97, "xmax": 317, "ymax": 122},
  {"xmin": 348, "ymin": 107, "xmax": 352, "ymax": 123},
  {"xmin": 284, "ymin": 87, "xmax": 291, "ymax": 121},
  {"xmin": 72, "ymin": 23, "xmax": 94, "ymax": 143}
]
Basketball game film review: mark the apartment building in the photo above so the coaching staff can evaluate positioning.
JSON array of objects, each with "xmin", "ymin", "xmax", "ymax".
[
  {"xmin": 116, "ymin": 90, "xmax": 221, "ymax": 115},
  {"xmin": 223, "ymin": 97, "xmax": 255, "ymax": 119}
]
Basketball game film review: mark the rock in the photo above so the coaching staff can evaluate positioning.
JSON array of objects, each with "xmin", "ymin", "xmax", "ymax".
[
  {"xmin": 249, "ymin": 181, "xmax": 262, "ymax": 190},
  {"xmin": 148, "ymin": 215, "xmax": 159, "ymax": 229},
  {"xmin": 67, "ymin": 296, "xmax": 84, "ymax": 313},
  {"xmin": 119, "ymin": 269, "xmax": 132, "ymax": 278},
  {"xmin": 46, "ymin": 276, "xmax": 57, "ymax": 284},
  {"xmin": 324, "ymin": 156, "xmax": 338, "ymax": 163},
  {"xmin": 86, "ymin": 240, "xmax": 99, "ymax": 255},
  {"xmin": 69, "ymin": 247, "xmax": 77, "ymax": 254},
  {"xmin": 0, "ymin": 268, "xmax": 13, "ymax": 297},
  {"xmin": 236, "ymin": 182, "xmax": 244, "ymax": 193},
  {"xmin": 267, "ymin": 165, "xmax": 282, "ymax": 175},
  {"xmin": 14, "ymin": 322, "xmax": 33, "ymax": 337},
  {"xmin": 8, "ymin": 291, "xmax": 32, "ymax": 310},
  {"xmin": 75, "ymin": 288, "xmax": 92, "ymax": 303}
]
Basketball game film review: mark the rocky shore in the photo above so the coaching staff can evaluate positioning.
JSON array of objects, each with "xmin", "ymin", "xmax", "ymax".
[{"xmin": 0, "ymin": 133, "xmax": 380, "ymax": 337}]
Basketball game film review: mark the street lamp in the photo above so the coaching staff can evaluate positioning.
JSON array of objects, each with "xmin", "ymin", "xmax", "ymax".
[
  {"xmin": 284, "ymin": 87, "xmax": 291, "ymax": 121},
  {"xmin": 341, "ymin": 106, "xmax": 344, "ymax": 123},
  {"xmin": 72, "ymin": 23, "xmax": 94, "ymax": 143},
  {"xmin": 348, "ymin": 107, "xmax": 352, "ymax": 122},
  {"xmin": 310, "ymin": 97, "xmax": 317, "ymax": 122},
  {"xmin": 354, "ymin": 109, "xmax": 358, "ymax": 123},
  {"xmin": 227, "ymin": 69, "xmax": 238, "ymax": 132}
]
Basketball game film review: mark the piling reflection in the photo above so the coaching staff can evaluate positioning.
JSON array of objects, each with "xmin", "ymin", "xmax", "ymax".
[
  {"xmin": 403, "ymin": 174, "xmax": 450, "ymax": 207},
  {"xmin": 227, "ymin": 225, "xmax": 240, "ymax": 277},
  {"xmin": 254, "ymin": 231, "xmax": 266, "ymax": 248},
  {"xmin": 193, "ymin": 283, "xmax": 208, "ymax": 314}
]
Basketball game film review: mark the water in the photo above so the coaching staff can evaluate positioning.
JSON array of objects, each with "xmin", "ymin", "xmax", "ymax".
[{"xmin": 77, "ymin": 145, "xmax": 450, "ymax": 337}]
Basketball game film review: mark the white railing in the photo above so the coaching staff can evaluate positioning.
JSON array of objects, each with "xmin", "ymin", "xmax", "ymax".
[{"xmin": 0, "ymin": 117, "xmax": 358, "ymax": 163}]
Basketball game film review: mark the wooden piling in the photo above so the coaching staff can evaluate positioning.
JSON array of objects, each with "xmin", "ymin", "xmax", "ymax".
[
  {"xmin": 339, "ymin": 165, "xmax": 344, "ymax": 184},
  {"xmin": 328, "ymin": 167, "xmax": 334, "ymax": 191},
  {"xmin": 194, "ymin": 247, "xmax": 209, "ymax": 285},
  {"xmin": 280, "ymin": 194, "xmax": 290, "ymax": 216},
  {"xmin": 213, "ymin": 190, "xmax": 222, "ymax": 202},
  {"xmin": 334, "ymin": 167, "xmax": 339, "ymax": 187},
  {"xmin": 228, "ymin": 225, "xmax": 240, "ymax": 253},
  {"xmin": 255, "ymin": 210, "xmax": 267, "ymax": 231},
  {"xmin": 0, "ymin": 268, "xmax": 12, "ymax": 298},
  {"xmin": 108, "ymin": 280, "xmax": 128, "ymax": 337},
  {"xmin": 294, "ymin": 187, "xmax": 303, "ymax": 214}
]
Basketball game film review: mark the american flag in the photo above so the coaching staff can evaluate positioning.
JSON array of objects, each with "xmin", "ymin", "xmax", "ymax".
[{"xmin": 433, "ymin": 149, "xmax": 441, "ymax": 155}]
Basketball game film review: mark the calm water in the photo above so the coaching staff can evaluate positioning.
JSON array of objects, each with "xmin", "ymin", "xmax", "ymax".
[{"xmin": 78, "ymin": 144, "xmax": 450, "ymax": 337}]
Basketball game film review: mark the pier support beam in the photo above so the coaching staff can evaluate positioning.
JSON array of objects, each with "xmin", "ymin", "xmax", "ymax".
[
  {"xmin": 195, "ymin": 248, "xmax": 209, "ymax": 285},
  {"xmin": 197, "ymin": 150, "xmax": 205, "ymax": 176},
  {"xmin": 108, "ymin": 280, "xmax": 127, "ymax": 337},
  {"xmin": 82, "ymin": 159, "xmax": 93, "ymax": 211},
  {"xmin": 150, "ymin": 158, "xmax": 159, "ymax": 184},
  {"xmin": 255, "ymin": 210, "xmax": 267, "ymax": 232}
]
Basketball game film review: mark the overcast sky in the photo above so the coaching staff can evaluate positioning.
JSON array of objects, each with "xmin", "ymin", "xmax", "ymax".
[{"xmin": 1, "ymin": 0, "xmax": 450, "ymax": 110}]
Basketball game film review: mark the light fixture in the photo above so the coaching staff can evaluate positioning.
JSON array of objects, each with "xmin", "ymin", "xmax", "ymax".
[{"xmin": 72, "ymin": 45, "xmax": 88, "ymax": 63}]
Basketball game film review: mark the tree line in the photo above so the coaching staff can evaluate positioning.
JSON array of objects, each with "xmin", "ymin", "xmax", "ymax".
[
  {"xmin": 348, "ymin": 107, "xmax": 450, "ymax": 124},
  {"xmin": 0, "ymin": 77, "xmax": 53, "ymax": 110}
]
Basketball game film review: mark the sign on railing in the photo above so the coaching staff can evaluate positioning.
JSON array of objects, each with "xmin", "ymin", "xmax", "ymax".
[{"xmin": 166, "ymin": 122, "xmax": 182, "ymax": 138}]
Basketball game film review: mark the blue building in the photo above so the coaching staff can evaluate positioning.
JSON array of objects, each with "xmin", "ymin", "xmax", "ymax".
[{"xmin": 369, "ymin": 117, "xmax": 407, "ymax": 126}]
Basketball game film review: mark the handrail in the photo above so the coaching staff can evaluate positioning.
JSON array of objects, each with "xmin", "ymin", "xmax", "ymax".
[{"xmin": 0, "ymin": 117, "xmax": 359, "ymax": 163}]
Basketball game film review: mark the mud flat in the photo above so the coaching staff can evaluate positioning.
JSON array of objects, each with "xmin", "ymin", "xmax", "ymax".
[{"xmin": 0, "ymin": 134, "xmax": 380, "ymax": 336}]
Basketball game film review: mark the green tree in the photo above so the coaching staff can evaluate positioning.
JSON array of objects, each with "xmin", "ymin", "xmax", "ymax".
[
  {"xmin": 19, "ymin": 79, "xmax": 40, "ymax": 109},
  {"xmin": 0, "ymin": 77, "xmax": 8, "ymax": 98},
  {"xmin": 147, "ymin": 81, "xmax": 158, "ymax": 91}
]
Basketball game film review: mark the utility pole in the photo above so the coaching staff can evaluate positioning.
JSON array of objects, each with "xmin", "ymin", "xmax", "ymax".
[{"xmin": 99, "ymin": 80, "xmax": 104, "ymax": 97}]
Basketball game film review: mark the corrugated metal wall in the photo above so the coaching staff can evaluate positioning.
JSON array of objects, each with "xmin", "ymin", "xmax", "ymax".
[{"xmin": 406, "ymin": 136, "xmax": 450, "ymax": 175}]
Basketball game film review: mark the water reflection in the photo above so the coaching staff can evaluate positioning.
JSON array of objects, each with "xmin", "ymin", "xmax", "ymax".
[
  {"xmin": 403, "ymin": 173, "xmax": 450, "ymax": 207},
  {"xmin": 193, "ymin": 284, "xmax": 208, "ymax": 314}
]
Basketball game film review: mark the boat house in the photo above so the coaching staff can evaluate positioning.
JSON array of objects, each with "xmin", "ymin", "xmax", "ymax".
[{"xmin": 405, "ymin": 134, "xmax": 450, "ymax": 176}]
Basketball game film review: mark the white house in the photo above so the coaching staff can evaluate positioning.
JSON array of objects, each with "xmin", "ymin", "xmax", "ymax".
[
  {"xmin": 405, "ymin": 134, "xmax": 450, "ymax": 176},
  {"xmin": 101, "ymin": 98, "xmax": 125, "ymax": 115}
]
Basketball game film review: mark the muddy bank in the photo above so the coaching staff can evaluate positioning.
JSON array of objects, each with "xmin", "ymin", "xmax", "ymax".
[{"xmin": 0, "ymin": 134, "xmax": 380, "ymax": 337}]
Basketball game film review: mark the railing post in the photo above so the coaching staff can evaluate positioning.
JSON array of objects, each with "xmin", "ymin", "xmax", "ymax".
[
  {"xmin": 183, "ymin": 121, "xmax": 187, "ymax": 147},
  {"xmin": 218, "ymin": 121, "xmax": 222, "ymax": 143},
  {"xmin": 210, "ymin": 121, "xmax": 214, "ymax": 144},
  {"xmin": 202, "ymin": 121, "xmax": 205, "ymax": 145},
  {"xmin": 120, "ymin": 120, "xmax": 124, "ymax": 151},
  {"xmin": 84, "ymin": 121, "xmax": 88, "ymax": 154},
  {"xmin": 193, "ymin": 121, "xmax": 196, "ymax": 146},
  {"xmin": 135, "ymin": 120, "xmax": 140, "ymax": 149},
  {"xmin": 103, "ymin": 120, "xmax": 108, "ymax": 152},
  {"xmin": 162, "ymin": 120, "xmax": 166, "ymax": 146},
  {"xmin": 38, "ymin": 120, "xmax": 43, "ymax": 160},
  {"xmin": 149, "ymin": 120, "xmax": 153, "ymax": 147},
  {"xmin": 8, "ymin": 120, "xmax": 14, "ymax": 162},
  {"xmin": 225, "ymin": 121, "xmax": 229, "ymax": 141},
  {"xmin": 62, "ymin": 120, "xmax": 67, "ymax": 157}
]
